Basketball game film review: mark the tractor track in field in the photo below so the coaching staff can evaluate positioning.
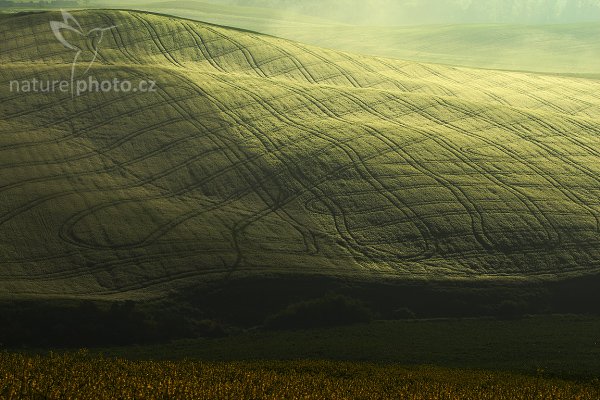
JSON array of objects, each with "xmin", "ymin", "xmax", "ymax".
[{"xmin": 3, "ymin": 9, "xmax": 600, "ymax": 295}]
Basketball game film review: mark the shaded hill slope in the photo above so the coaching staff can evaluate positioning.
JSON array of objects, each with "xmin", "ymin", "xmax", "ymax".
[{"xmin": 2, "ymin": 10, "xmax": 600, "ymax": 300}]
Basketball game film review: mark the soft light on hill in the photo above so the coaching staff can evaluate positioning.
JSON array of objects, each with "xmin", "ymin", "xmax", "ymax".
[{"xmin": 1, "ymin": 10, "xmax": 600, "ymax": 300}]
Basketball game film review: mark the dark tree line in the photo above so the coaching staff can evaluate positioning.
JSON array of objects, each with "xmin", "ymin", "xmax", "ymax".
[
  {"xmin": 1, "ymin": 273, "xmax": 598, "ymax": 347},
  {"xmin": 0, "ymin": 300, "xmax": 226, "ymax": 348}
]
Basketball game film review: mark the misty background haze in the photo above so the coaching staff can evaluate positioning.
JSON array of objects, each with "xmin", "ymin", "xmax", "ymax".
[
  {"xmin": 21, "ymin": 0, "xmax": 600, "ymax": 73},
  {"xmin": 213, "ymin": 0, "xmax": 600, "ymax": 25}
]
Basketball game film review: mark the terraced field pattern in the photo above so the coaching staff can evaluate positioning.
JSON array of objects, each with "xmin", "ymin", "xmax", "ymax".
[{"xmin": 2, "ymin": 10, "xmax": 600, "ymax": 299}]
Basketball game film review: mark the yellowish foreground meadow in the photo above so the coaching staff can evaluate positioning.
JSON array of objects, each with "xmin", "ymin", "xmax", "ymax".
[{"xmin": 1, "ymin": 352, "xmax": 598, "ymax": 399}]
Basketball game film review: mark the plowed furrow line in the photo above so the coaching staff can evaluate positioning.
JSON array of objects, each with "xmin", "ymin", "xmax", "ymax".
[
  {"xmin": 45, "ymin": 89, "xmax": 398, "ymax": 255},
  {"xmin": 139, "ymin": 79, "xmax": 422, "ymax": 262},
  {"xmin": 131, "ymin": 13, "xmax": 184, "ymax": 68},
  {"xmin": 201, "ymin": 26, "xmax": 268, "ymax": 78},
  {"xmin": 0, "ymin": 90, "xmax": 148, "ymax": 150},
  {"xmin": 320, "ymin": 87, "xmax": 496, "ymax": 251},
  {"xmin": 424, "ymin": 97, "xmax": 562, "ymax": 246},
  {"xmin": 438, "ymin": 98, "xmax": 597, "ymax": 230},
  {"xmin": 338, "ymin": 54, "xmax": 413, "ymax": 92},
  {"xmin": 181, "ymin": 22, "xmax": 225, "ymax": 72},
  {"xmin": 100, "ymin": 12, "xmax": 143, "ymax": 65},
  {"xmin": 158, "ymin": 73, "xmax": 327, "ymax": 261},
  {"xmin": 511, "ymin": 123, "xmax": 600, "ymax": 231},
  {"xmin": 407, "ymin": 109, "xmax": 556, "ymax": 245},
  {"xmin": 273, "ymin": 82, "xmax": 437, "ymax": 256},
  {"xmin": 285, "ymin": 42, "xmax": 360, "ymax": 88},
  {"xmin": 57, "ymin": 70, "xmax": 287, "ymax": 254},
  {"xmin": 249, "ymin": 36, "xmax": 316, "ymax": 84},
  {"xmin": 212, "ymin": 76, "xmax": 432, "ymax": 261}
]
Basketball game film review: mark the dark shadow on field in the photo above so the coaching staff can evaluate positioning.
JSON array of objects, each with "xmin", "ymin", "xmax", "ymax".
[
  {"xmin": 178, "ymin": 273, "xmax": 600, "ymax": 325},
  {"xmin": 1, "ymin": 273, "xmax": 599, "ymax": 348}
]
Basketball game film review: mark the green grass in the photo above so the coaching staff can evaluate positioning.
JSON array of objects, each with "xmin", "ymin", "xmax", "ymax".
[{"xmin": 2, "ymin": 10, "xmax": 600, "ymax": 303}]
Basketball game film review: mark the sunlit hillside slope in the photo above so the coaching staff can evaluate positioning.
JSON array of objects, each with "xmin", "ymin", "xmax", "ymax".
[{"xmin": 1, "ymin": 10, "xmax": 600, "ymax": 299}]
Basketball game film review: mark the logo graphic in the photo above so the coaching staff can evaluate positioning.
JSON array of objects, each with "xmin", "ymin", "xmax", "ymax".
[
  {"xmin": 50, "ymin": 10, "xmax": 116, "ymax": 95},
  {"xmin": 8, "ymin": 11, "xmax": 157, "ymax": 96}
]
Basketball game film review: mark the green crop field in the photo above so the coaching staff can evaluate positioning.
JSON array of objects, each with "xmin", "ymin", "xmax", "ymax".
[{"xmin": 2, "ymin": 9, "xmax": 600, "ymax": 302}]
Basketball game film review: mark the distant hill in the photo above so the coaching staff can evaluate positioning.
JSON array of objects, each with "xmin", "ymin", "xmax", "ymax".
[
  {"xmin": 2, "ymin": 10, "xmax": 600, "ymax": 302},
  {"xmin": 6, "ymin": 2, "xmax": 600, "ymax": 74},
  {"xmin": 81, "ymin": 1, "xmax": 600, "ymax": 74},
  {"xmin": 262, "ymin": 23, "xmax": 600, "ymax": 75}
]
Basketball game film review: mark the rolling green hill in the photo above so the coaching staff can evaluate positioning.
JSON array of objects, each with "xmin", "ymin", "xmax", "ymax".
[{"xmin": 1, "ymin": 10, "xmax": 600, "ymax": 303}]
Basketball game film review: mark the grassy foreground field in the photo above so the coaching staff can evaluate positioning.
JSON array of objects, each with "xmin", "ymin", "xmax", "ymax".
[
  {"xmin": 5, "ymin": 316, "xmax": 600, "ymax": 398},
  {"xmin": 2, "ymin": 352, "xmax": 599, "ymax": 400}
]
